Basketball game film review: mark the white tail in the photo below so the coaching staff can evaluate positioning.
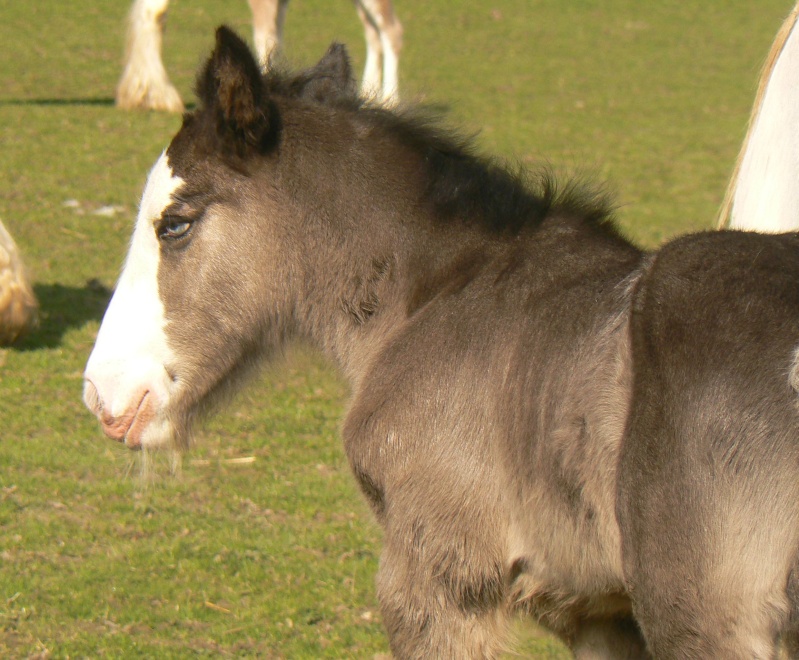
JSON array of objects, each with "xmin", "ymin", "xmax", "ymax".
[{"xmin": 718, "ymin": 4, "xmax": 799, "ymax": 231}]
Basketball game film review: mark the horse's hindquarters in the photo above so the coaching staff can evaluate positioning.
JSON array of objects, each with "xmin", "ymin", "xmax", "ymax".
[{"xmin": 620, "ymin": 231, "xmax": 799, "ymax": 657}]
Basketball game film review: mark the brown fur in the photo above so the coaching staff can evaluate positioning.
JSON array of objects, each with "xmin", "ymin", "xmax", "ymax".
[{"xmin": 112, "ymin": 28, "xmax": 799, "ymax": 657}]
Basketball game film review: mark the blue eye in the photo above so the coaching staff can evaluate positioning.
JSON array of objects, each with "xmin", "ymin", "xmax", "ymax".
[{"xmin": 158, "ymin": 216, "xmax": 192, "ymax": 241}]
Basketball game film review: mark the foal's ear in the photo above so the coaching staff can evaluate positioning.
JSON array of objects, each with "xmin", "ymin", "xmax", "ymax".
[
  {"xmin": 300, "ymin": 43, "xmax": 356, "ymax": 103},
  {"xmin": 197, "ymin": 26, "xmax": 272, "ymax": 149}
]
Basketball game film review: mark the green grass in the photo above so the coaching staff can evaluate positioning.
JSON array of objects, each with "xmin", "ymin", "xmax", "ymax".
[{"xmin": 0, "ymin": 0, "xmax": 793, "ymax": 656}]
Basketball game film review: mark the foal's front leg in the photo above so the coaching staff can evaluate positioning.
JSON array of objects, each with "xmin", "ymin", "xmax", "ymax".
[
  {"xmin": 377, "ymin": 543, "xmax": 509, "ymax": 658},
  {"xmin": 375, "ymin": 504, "xmax": 510, "ymax": 658}
]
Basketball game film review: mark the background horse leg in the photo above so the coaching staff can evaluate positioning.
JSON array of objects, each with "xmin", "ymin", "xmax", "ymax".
[
  {"xmin": 116, "ymin": 0, "xmax": 184, "ymax": 112},
  {"xmin": 248, "ymin": 0, "xmax": 289, "ymax": 67},
  {"xmin": 353, "ymin": 0, "xmax": 402, "ymax": 106},
  {"xmin": 354, "ymin": 1, "xmax": 383, "ymax": 100}
]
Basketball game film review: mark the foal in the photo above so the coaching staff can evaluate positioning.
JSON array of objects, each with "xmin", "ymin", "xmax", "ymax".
[{"xmin": 87, "ymin": 27, "xmax": 799, "ymax": 658}]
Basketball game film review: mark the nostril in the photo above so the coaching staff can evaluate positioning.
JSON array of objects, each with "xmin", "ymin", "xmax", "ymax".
[
  {"xmin": 83, "ymin": 379, "xmax": 102, "ymax": 416},
  {"xmin": 97, "ymin": 389, "xmax": 149, "ymax": 443}
]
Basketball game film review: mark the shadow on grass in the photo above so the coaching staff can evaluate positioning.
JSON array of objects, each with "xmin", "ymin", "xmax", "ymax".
[
  {"xmin": 0, "ymin": 98, "xmax": 198, "ymax": 110},
  {"xmin": 0, "ymin": 98, "xmax": 116, "ymax": 107},
  {"xmin": 14, "ymin": 280, "xmax": 112, "ymax": 351}
]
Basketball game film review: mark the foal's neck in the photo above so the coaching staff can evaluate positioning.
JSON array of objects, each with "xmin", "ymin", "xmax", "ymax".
[{"xmin": 282, "ymin": 106, "xmax": 561, "ymax": 385}]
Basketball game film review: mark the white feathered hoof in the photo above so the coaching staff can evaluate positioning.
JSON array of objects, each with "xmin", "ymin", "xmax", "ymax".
[
  {"xmin": 115, "ymin": 67, "xmax": 184, "ymax": 113},
  {"xmin": 115, "ymin": 0, "xmax": 185, "ymax": 113},
  {"xmin": 0, "ymin": 220, "xmax": 38, "ymax": 345}
]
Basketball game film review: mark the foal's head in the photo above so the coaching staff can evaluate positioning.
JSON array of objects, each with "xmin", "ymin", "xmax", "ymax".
[
  {"xmin": 83, "ymin": 26, "xmax": 615, "ymax": 453},
  {"xmin": 83, "ymin": 27, "xmax": 359, "ymax": 451}
]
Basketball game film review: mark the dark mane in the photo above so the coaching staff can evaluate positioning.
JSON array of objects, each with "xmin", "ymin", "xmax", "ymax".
[
  {"xmin": 359, "ymin": 105, "xmax": 621, "ymax": 237},
  {"xmin": 195, "ymin": 35, "xmax": 624, "ymax": 241}
]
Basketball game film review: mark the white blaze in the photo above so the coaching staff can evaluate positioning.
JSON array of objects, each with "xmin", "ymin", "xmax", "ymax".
[{"xmin": 84, "ymin": 152, "xmax": 182, "ymax": 448}]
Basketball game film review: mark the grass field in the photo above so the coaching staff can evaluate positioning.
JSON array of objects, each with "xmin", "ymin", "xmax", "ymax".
[{"xmin": 0, "ymin": 0, "xmax": 794, "ymax": 656}]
